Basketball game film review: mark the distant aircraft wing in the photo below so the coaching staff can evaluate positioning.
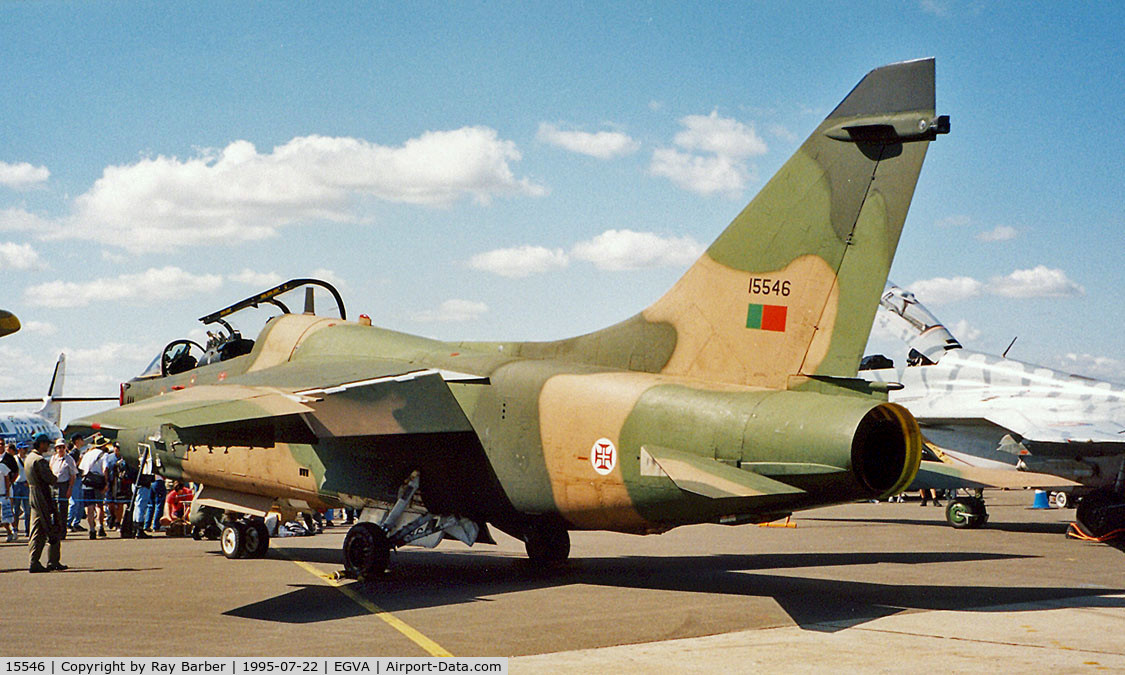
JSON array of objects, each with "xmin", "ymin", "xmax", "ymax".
[
  {"xmin": 641, "ymin": 445, "xmax": 805, "ymax": 499},
  {"xmin": 909, "ymin": 460, "xmax": 1079, "ymax": 491},
  {"xmin": 0, "ymin": 310, "xmax": 19, "ymax": 338},
  {"xmin": 919, "ymin": 411, "xmax": 1125, "ymax": 447}
]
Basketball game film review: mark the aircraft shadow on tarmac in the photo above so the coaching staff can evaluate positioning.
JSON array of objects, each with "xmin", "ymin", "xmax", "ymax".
[
  {"xmin": 807, "ymin": 516, "xmax": 1076, "ymax": 535},
  {"xmin": 224, "ymin": 547, "xmax": 1125, "ymax": 632}
]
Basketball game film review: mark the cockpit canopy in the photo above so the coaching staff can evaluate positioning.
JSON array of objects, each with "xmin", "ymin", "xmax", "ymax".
[{"xmin": 138, "ymin": 278, "xmax": 346, "ymax": 379}]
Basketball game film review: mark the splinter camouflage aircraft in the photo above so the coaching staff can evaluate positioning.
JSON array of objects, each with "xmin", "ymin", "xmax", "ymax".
[
  {"xmin": 71, "ymin": 58, "xmax": 949, "ymax": 579},
  {"xmin": 863, "ymin": 282, "xmax": 1125, "ymax": 535}
]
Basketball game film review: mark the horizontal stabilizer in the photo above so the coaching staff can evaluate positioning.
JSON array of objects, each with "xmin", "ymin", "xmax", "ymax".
[{"xmin": 641, "ymin": 445, "xmax": 805, "ymax": 499}]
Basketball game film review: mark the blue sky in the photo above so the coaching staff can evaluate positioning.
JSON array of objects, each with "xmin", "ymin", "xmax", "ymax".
[{"xmin": 2, "ymin": 1, "xmax": 1122, "ymax": 424}]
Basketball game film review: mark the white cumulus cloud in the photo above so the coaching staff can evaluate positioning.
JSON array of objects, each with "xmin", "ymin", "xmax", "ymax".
[
  {"xmin": 0, "ymin": 241, "xmax": 44, "ymax": 270},
  {"xmin": 229, "ymin": 269, "xmax": 284, "ymax": 287},
  {"xmin": 990, "ymin": 265, "xmax": 1084, "ymax": 298},
  {"xmin": 23, "ymin": 266, "xmax": 223, "ymax": 308},
  {"xmin": 51, "ymin": 129, "xmax": 544, "ymax": 253},
  {"xmin": 975, "ymin": 225, "xmax": 1018, "ymax": 242},
  {"xmin": 650, "ymin": 111, "xmax": 766, "ymax": 197},
  {"xmin": 908, "ymin": 276, "xmax": 984, "ymax": 304},
  {"xmin": 468, "ymin": 245, "xmax": 569, "ymax": 278},
  {"xmin": 650, "ymin": 149, "xmax": 751, "ymax": 197},
  {"xmin": 571, "ymin": 229, "xmax": 703, "ymax": 271},
  {"xmin": 21, "ymin": 321, "xmax": 57, "ymax": 336},
  {"xmin": 411, "ymin": 299, "xmax": 488, "ymax": 323},
  {"xmin": 0, "ymin": 208, "xmax": 53, "ymax": 232},
  {"xmin": 672, "ymin": 111, "xmax": 768, "ymax": 158},
  {"xmin": 1057, "ymin": 353, "xmax": 1125, "ymax": 384},
  {"xmin": 536, "ymin": 124, "xmax": 639, "ymax": 159},
  {"xmin": 950, "ymin": 319, "xmax": 981, "ymax": 342},
  {"xmin": 0, "ymin": 161, "xmax": 49, "ymax": 189}
]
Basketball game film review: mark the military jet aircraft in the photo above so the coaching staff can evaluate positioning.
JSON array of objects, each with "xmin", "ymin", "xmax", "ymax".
[
  {"xmin": 70, "ymin": 58, "xmax": 948, "ymax": 579},
  {"xmin": 0, "ymin": 309, "xmax": 19, "ymax": 338},
  {"xmin": 863, "ymin": 283, "xmax": 1125, "ymax": 536}
]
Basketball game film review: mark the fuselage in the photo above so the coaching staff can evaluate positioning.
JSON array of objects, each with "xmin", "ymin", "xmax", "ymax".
[
  {"xmin": 864, "ymin": 348, "xmax": 1125, "ymax": 486},
  {"xmin": 0, "ymin": 412, "xmax": 62, "ymax": 447},
  {"xmin": 106, "ymin": 312, "xmax": 920, "ymax": 536}
]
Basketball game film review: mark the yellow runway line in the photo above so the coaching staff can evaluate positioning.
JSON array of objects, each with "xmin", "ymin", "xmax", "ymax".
[{"xmin": 286, "ymin": 556, "xmax": 453, "ymax": 657}]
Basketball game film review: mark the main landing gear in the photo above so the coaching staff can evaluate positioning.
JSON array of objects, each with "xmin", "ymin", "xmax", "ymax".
[
  {"xmin": 220, "ymin": 518, "xmax": 271, "ymax": 559},
  {"xmin": 340, "ymin": 471, "xmax": 485, "ymax": 580},
  {"xmin": 945, "ymin": 496, "xmax": 988, "ymax": 529},
  {"xmin": 522, "ymin": 519, "xmax": 571, "ymax": 565}
]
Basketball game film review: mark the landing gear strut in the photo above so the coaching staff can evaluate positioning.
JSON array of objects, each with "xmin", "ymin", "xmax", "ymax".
[{"xmin": 946, "ymin": 496, "xmax": 988, "ymax": 529}]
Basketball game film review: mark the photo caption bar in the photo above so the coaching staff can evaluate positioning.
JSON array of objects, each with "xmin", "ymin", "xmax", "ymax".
[{"xmin": 1, "ymin": 659, "xmax": 507, "ymax": 675}]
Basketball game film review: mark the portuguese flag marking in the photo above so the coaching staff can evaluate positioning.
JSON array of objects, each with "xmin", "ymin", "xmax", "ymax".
[{"xmin": 746, "ymin": 303, "xmax": 787, "ymax": 332}]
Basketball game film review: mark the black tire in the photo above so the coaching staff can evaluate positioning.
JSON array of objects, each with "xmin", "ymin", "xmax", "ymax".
[
  {"xmin": 244, "ymin": 520, "xmax": 270, "ymax": 559},
  {"xmin": 1076, "ymin": 488, "xmax": 1125, "ymax": 538},
  {"xmin": 524, "ymin": 521, "xmax": 571, "ymax": 564},
  {"xmin": 191, "ymin": 525, "xmax": 205, "ymax": 540},
  {"xmin": 946, "ymin": 497, "xmax": 987, "ymax": 529},
  {"xmin": 343, "ymin": 522, "xmax": 391, "ymax": 580},
  {"xmin": 220, "ymin": 522, "xmax": 247, "ymax": 559}
]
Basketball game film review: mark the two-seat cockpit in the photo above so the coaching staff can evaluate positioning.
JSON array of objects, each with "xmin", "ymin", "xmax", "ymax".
[{"xmin": 135, "ymin": 278, "xmax": 347, "ymax": 380}]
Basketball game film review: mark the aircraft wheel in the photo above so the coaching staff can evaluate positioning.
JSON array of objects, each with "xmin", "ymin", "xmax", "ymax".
[
  {"xmin": 1076, "ymin": 488, "xmax": 1125, "ymax": 538},
  {"xmin": 1050, "ymin": 491, "xmax": 1069, "ymax": 509},
  {"xmin": 946, "ymin": 497, "xmax": 987, "ymax": 529},
  {"xmin": 220, "ymin": 521, "xmax": 248, "ymax": 559},
  {"xmin": 524, "ymin": 521, "xmax": 571, "ymax": 564},
  {"xmin": 243, "ymin": 520, "xmax": 270, "ymax": 559},
  {"xmin": 191, "ymin": 525, "xmax": 205, "ymax": 541},
  {"xmin": 343, "ymin": 522, "xmax": 390, "ymax": 580}
]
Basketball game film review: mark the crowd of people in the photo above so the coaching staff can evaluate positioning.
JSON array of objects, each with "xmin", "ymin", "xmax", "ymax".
[
  {"xmin": 1, "ymin": 433, "xmax": 200, "ymax": 572},
  {"xmin": 4, "ymin": 432, "xmax": 353, "ymax": 573}
]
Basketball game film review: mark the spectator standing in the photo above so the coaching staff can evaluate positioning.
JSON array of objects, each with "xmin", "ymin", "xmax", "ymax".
[
  {"xmin": 77, "ymin": 436, "xmax": 111, "ymax": 539},
  {"xmin": 50, "ymin": 438, "xmax": 78, "ymax": 535},
  {"xmin": 66, "ymin": 434, "xmax": 88, "ymax": 531},
  {"xmin": 12, "ymin": 443, "xmax": 29, "ymax": 536},
  {"xmin": 25, "ymin": 434, "xmax": 66, "ymax": 573},
  {"xmin": 132, "ymin": 449, "xmax": 154, "ymax": 539},
  {"xmin": 0, "ymin": 445, "xmax": 14, "ymax": 542},
  {"xmin": 148, "ymin": 475, "xmax": 166, "ymax": 532}
]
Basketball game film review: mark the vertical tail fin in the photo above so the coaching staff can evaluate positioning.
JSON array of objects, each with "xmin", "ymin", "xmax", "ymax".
[
  {"xmin": 638, "ymin": 58, "xmax": 946, "ymax": 388},
  {"xmin": 35, "ymin": 353, "xmax": 66, "ymax": 426}
]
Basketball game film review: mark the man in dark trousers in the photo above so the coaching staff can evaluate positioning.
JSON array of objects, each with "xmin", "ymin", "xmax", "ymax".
[{"xmin": 26, "ymin": 434, "xmax": 66, "ymax": 573}]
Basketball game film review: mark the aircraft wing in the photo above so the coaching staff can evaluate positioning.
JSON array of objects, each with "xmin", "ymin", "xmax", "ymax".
[
  {"xmin": 919, "ymin": 411, "xmax": 1125, "ymax": 446},
  {"xmin": 909, "ymin": 460, "xmax": 1079, "ymax": 491},
  {"xmin": 69, "ymin": 362, "xmax": 480, "ymax": 447}
]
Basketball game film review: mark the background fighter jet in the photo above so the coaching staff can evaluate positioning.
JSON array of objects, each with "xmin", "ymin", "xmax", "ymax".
[
  {"xmin": 0, "ymin": 310, "xmax": 19, "ymax": 338},
  {"xmin": 70, "ymin": 58, "xmax": 947, "ymax": 578},
  {"xmin": 863, "ymin": 283, "xmax": 1125, "ymax": 535}
]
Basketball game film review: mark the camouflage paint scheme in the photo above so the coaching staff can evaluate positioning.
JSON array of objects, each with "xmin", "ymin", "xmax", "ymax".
[
  {"xmin": 0, "ymin": 309, "xmax": 19, "ymax": 338},
  {"xmin": 71, "ymin": 59, "xmax": 946, "ymax": 559},
  {"xmin": 865, "ymin": 283, "xmax": 1125, "ymax": 494}
]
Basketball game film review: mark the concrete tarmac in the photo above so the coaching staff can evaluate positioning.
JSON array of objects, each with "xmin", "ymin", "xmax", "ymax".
[{"xmin": 2, "ymin": 491, "xmax": 1122, "ymax": 672}]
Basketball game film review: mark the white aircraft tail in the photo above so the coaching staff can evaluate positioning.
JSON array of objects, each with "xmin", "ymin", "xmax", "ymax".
[{"xmin": 34, "ymin": 353, "xmax": 66, "ymax": 426}]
